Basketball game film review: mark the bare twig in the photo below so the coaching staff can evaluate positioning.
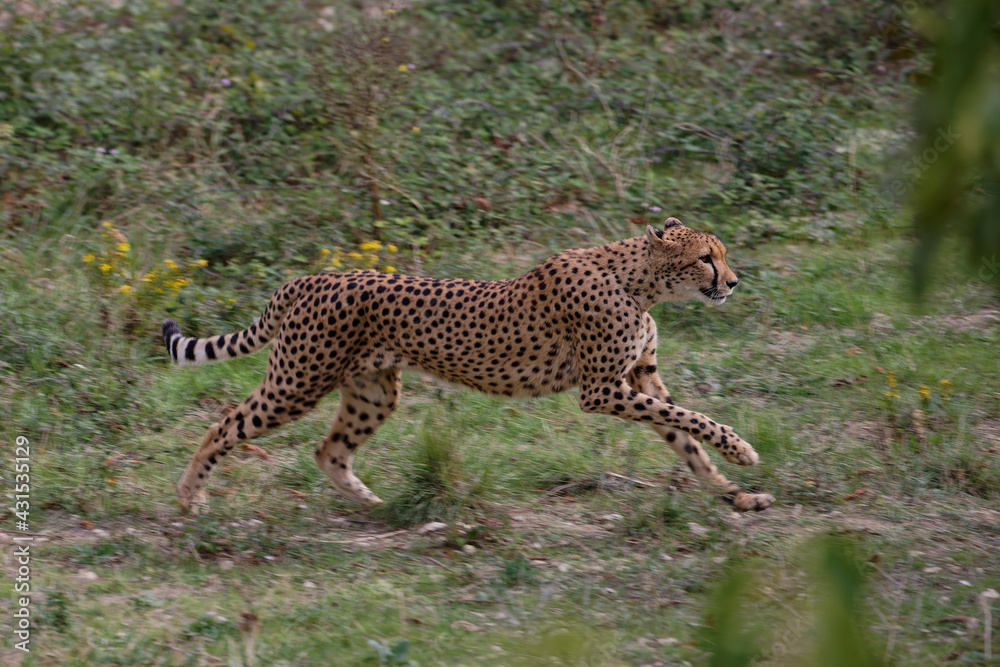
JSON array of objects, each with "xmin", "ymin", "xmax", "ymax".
[
  {"xmin": 0, "ymin": 529, "xmax": 59, "ymax": 539},
  {"xmin": 601, "ymin": 471, "xmax": 657, "ymax": 488}
]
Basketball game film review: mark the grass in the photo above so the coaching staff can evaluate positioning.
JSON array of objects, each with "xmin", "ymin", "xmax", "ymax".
[{"xmin": 2, "ymin": 0, "xmax": 999, "ymax": 665}]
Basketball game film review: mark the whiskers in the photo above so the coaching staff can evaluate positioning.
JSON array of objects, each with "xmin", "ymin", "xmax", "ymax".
[
  {"xmin": 700, "ymin": 286, "xmax": 724, "ymax": 300},
  {"xmin": 699, "ymin": 285, "xmax": 730, "ymax": 304}
]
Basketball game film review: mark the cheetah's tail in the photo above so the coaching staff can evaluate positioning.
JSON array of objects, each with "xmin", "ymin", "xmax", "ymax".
[{"xmin": 162, "ymin": 278, "xmax": 304, "ymax": 366}]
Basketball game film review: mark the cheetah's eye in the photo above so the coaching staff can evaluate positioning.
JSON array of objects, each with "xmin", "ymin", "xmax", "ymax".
[{"xmin": 700, "ymin": 254, "xmax": 712, "ymax": 263}]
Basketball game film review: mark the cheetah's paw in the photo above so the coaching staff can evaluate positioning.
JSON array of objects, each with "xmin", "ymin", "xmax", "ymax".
[
  {"xmin": 177, "ymin": 487, "xmax": 209, "ymax": 514},
  {"xmin": 332, "ymin": 476, "xmax": 384, "ymax": 506},
  {"xmin": 730, "ymin": 491, "xmax": 774, "ymax": 512},
  {"xmin": 718, "ymin": 432, "xmax": 759, "ymax": 466}
]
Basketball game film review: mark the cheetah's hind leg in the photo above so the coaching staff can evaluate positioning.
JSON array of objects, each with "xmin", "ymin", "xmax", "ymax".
[
  {"xmin": 176, "ymin": 385, "xmax": 300, "ymax": 512},
  {"xmin": 313, "ymin": 369, "xmax": 402, "ymax": 506}
]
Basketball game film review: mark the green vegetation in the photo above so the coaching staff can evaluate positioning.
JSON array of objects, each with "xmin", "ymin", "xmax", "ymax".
[
  {"xmin": 1, "ymin": 1, "xmax": 998, "ymax": 665},
  {"xmin": 911, "ymin": 0, "xmax": 1000, "ymax": 294}
]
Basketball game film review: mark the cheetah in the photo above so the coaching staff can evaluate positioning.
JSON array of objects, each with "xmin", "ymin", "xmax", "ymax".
[{"xmin": 162, "ymin": 218, "xmax": 774, "ymax": 513}]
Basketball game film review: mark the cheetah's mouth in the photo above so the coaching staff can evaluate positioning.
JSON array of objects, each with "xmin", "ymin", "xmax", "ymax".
[{"xmin": 699, "ymin": 286, "xmax": 730, "ymax": 306}]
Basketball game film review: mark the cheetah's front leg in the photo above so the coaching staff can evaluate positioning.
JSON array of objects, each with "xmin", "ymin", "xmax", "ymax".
[
  {"xmin": 627, "ymin": 365, "xmax": 773, "ymax": 511},
  {"xmin": 579, "ymin": 379, "xmax": 761, "ymax": 467}
]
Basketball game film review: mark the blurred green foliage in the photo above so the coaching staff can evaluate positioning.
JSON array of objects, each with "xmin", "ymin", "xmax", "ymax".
[
  {"xmin": 912, "ymin": 0, "xmax": 1000, "ymax": 294},
  {"xmin": 703, "ymin": 536, "xmax": 890, "ymax": 667}
]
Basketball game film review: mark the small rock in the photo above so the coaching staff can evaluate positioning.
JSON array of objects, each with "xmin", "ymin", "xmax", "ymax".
[
  {"xmin": 303, "ymin": 580, "xmax": 317, "ymax": 589},
  {"xmin": 598, "ymin": 513, "xmax": 624, "ymax": 522},
  {"xmin": 694, "ymin": 382, "xmax": 713, "ymax": 396},
  {"xmin": 924, "ymin": 566, "xmax": 941, "ymax": 574},
  {"xmin": 660, "ymin": 553, "xmax": 673, "ymax": 561},
  {"xmin": 688, "ymin": 522, "xmax": 709, "ymax": 537},
  {"xmin": 556, "ymin": 562, "xmax": 571, "ymax": 573},
  {"xmin": 418, "ymin": 521, "xmax": 448, "ymax": 534},
  {"xmin": 218, "ymin": 559, "xmax": 235, "ymax": 571},
  {"xmin": 657, "ymin": 637, "xmax": 679, "ymax": 646},
  {"xmin": 462, "ymin": 544, "xmax": 477, "ymax": 555},
  {"xmin": 451, "ymin": 620, "xmax": 482, "ymax": 632},
  {"xmin": 92, "ymin": 528, "xmax": 110, "ymax": 538},
  {"xmin": 78, "ymin": 571, "xmax": 99, "ymax": 581}
]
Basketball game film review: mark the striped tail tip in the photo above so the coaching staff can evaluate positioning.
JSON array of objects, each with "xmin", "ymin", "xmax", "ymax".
[{"xmin": 162, "ymin": 319, "xmax": 182, "ymax": 363}]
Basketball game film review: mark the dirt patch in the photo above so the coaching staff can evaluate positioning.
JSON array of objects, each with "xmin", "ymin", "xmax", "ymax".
[
  {"xmin": 927, "ymin": 308, "xmax": 1000, "ymax": 333},
  {"xmin": 765, "ymin": 329, "xmax": 815, "ymax": 356},
  {"xmin": 972, "ymin": 419, "xmax": 1000, "ymax": 449},
  {"xmin": 832, "ymin": 512, "xmax": 902, "ymax": 536},
  {"xmin": 842, "ymin": 419, "xmax": 894, "ymax": 446}
]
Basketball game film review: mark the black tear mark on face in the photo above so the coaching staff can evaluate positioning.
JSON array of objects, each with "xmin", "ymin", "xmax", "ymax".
[{"xmin": 699, "ymin": 255, "xmax": 720, "ymax": 298}]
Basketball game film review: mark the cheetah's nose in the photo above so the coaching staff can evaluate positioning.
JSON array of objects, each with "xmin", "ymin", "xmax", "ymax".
[{"xmin": 726, "ymin": 278, "xmax": 739, "ymax": 288}]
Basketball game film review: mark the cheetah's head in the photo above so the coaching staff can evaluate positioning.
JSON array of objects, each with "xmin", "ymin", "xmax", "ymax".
[{"xmin": 644, "ymin": 218, "xmax": 739, "ymax": 307}]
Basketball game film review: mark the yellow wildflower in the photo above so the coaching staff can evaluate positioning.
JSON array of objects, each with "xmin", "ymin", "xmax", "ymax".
[
  {"xmin": 116, "ymin": 242, "xmax": 130, "ymax": 253},
  {"xmin": 348, "ymin": 251, "xmax": 364, "ymax": 261},
  {"xmin": 119, "ymin": 285, "xmax": 133, "ymax": 294},
  {"xmin": 319, "ymin": 248, "xmax": 331, "ymax": 256},
  {"xmin": 196, "ymin": 259, "xmax": 208, "ymax": 267},
  {"xmin": 387, "ymin": 244, "xmax": 398, "ymax": 253},
  {"xmin": 917, "ymin": 385, "xmax": 931, "ymax": 401},
  {"xmin": 940, "ymin": 379, "xmax": 952, "ymax": 399},
  {"xmin": 83, "ymin": 253, "xmax": 95, "ymax": 264},
  {"xmin": 398, "ymin": 64, "xmax": 408, "ymax": 72},
  {"xmin": 99, "ymin": 263, "xmax": 112, "ymax": 274},
  {"xmin": 164, "ymin": 259, "xmax": 179, "ymax": 270},
  {"xmin": 384, "ymin": 8, "xmax": 396, "ymax": 14},
  {"xmin": 360, "ymin": 240, "xmax": 383, "ymax": 252},
  {"xmin": 383, "ymin": 265, "xmax": 397, "ymax": 273},
  {"xmin": 102, "ymin": 221, "xmax": 114, "ymax": 229},
  {"xmin": 411, "ymin": 126, "xmax": 420, "ymax": 132}
]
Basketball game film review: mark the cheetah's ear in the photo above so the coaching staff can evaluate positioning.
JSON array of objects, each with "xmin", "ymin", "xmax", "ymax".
[
  {"xmin": 646, "ymin": 225, "xmax": 677, "ymax": 252},
  {"xmin": 663, "ymin": 217, "xmax": 684, "ymax": 229}
]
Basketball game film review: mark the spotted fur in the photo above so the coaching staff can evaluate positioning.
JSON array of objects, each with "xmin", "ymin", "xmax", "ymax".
[{"xmin": 164, "ymin": 218, "xmax": 773, "ymax": 512}]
